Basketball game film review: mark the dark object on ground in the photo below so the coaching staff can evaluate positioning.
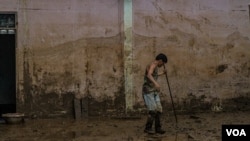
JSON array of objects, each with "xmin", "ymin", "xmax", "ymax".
[{"xmin": 2, "ymin": 113, "xmax": 25, "ymax": 124}]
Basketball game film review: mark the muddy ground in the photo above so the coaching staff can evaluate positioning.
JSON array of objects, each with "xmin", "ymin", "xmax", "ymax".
[{"xmin": 0, "ymin": 111, "xmax": 249, "ymax": 141}]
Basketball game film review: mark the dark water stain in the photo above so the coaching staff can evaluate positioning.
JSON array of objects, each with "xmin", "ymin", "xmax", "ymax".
[
  {"xmin": 216, "ymin": 64, "xmax": 228, "ymax": 74},
  {"xmin": 223, "ymin": 96, "xmax": 250, "ymax": 112}
]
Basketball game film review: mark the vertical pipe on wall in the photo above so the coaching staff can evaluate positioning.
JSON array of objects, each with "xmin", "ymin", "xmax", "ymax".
[{"xmin": 124, "ymin": 0, "xmax": 133, "ymax": 112}]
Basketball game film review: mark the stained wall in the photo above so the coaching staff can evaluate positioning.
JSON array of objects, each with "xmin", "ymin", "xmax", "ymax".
[
  {"xmin": 0, "ymin": 0, "xmax": 249, "ymax": 117},
  {"xmin": 133, "ymin": 0, "xmax": 250, "ymax": 112},
  {"xmin": 1, "ymin": 0, "xmax": 124, "ymax": 117}
]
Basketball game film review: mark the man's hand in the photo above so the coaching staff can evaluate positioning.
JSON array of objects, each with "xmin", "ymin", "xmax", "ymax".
[
  {"xmin": 155, "ymin": 83, "xmax": 161, "ymax": 91},
  {"xmin": 158, "ymin": 70, "xmax": 167, "ymax": 76}
]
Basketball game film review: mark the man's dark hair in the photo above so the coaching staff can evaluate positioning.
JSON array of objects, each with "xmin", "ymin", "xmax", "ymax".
[{"xmin": 156, "ymin": 53, "xmax": 168, "ymax": 63}]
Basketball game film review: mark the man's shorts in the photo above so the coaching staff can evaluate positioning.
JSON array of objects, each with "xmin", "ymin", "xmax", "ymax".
[{"xmin": 143, "ymin": 91, "xmax": 162, "ymax": 113}]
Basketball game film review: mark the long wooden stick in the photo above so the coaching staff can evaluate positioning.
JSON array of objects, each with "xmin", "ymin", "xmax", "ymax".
[{"xmin": 163, "ymin": 65, "xmax": 178, "ymax": 124}]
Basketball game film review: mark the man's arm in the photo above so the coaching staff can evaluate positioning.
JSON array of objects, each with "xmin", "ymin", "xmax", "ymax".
[{"xmin": 147, "ymin": 63, "xmax": 160, "ymax": 91}]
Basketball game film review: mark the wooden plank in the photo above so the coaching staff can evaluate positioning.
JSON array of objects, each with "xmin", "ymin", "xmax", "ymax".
[{"xmin": 74, "ymin": 99, "xmax": 81, "ymax": 120}]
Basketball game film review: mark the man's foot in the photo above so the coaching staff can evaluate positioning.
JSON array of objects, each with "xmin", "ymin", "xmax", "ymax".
[
  {"xmin": 155, "ymin": 129, "xmax": 166, "ymax": 134},
  {"xmin": 144, "ymin": 128, "xmax": 154, "ymax": 134}
]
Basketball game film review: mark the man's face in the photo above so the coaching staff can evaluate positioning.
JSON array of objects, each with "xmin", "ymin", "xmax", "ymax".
[{"xmin": 157, "ymin": 60, "xmax": 165, "ymax": 67}]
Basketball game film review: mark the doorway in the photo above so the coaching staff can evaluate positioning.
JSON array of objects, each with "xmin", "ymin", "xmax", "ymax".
[{"xmin": 0, "ymin": 13, "xmax": 16, "ymax": 116}]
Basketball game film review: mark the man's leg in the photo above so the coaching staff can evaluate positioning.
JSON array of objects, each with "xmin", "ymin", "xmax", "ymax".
[
  {"xmin": 155, "ymin": 111, "xmax": 166, "ymax": 134},
  {"xmin": 144, "ymin": 111, "xmax": 156, "ymax": 134},
  {"xmin": 154, "ymin": 94, "xmax": 166, "ymax": 134},
  {"xmin": 143, "ymin": 93, "xmax": 157, "ymax": 133}
]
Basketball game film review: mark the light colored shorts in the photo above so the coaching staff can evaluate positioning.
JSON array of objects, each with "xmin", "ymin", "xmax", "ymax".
[{"xmin": 143, "ymin": 92, "xmax": 162, "ymax": 113}]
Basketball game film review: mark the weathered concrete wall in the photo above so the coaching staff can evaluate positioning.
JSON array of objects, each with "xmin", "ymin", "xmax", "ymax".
[
  {"xmin": 0, "ymin": 0, "xmax": 249, "ymax": 117},
  {"xmin": 1, "ymin": 0, "xmax": 125, "ymax": 117},
  {"xmin": 133, "ymin": 0, "xmax": 250, "ymax": 112}
]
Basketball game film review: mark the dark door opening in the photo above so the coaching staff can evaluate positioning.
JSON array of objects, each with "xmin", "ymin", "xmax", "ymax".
[{"xmin": 0, "ymin": 13, "xmax": 16, "ymax": 116}]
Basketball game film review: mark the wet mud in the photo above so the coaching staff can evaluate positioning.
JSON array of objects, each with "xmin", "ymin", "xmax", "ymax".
[{"xmin": 0, "ymin": 111, "xmax": 249, "ymax": 141}]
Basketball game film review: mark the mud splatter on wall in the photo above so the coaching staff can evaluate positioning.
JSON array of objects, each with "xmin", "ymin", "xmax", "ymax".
[
  {"xmin": 0, "ymin": 0, "xmax": 249, "ymax": 117},
  {"xmin": 4, "ymin": 0, "xmax": 125, "ymax": 117},
  {"xmin": 133, "ymin": 0, "xmax": 250, "ymax": 112}
]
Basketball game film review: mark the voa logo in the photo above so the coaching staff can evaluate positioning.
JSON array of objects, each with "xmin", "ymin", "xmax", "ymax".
[{"xmin": 226, "ymin": 129, "xmax": 246, "ymax": 136}]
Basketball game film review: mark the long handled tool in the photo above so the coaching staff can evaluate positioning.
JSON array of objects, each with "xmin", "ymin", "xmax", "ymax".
[{"xmin": 163, "ymin": 65, "xmax": 178, "ymax": 124}]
